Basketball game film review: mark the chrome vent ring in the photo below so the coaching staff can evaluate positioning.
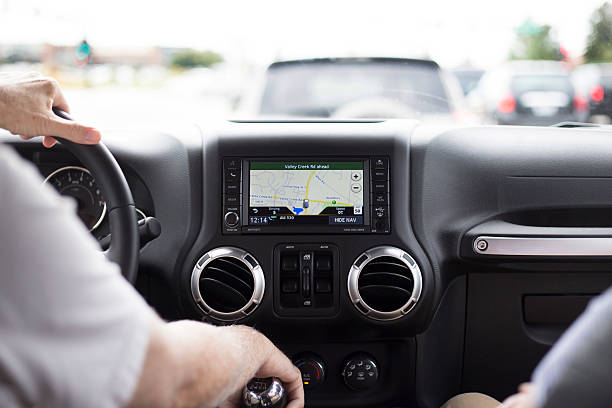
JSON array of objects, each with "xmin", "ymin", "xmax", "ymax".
[
  {"xmin": 191, "ymin": 247, "xmax": 265, "ymax": 322},
  {"xmin": 348, "ymin": 246, "xmax": 423, "ymax": 321}
]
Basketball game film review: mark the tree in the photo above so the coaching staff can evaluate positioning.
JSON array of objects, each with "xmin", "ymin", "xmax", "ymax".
[
  {"xmin": 171, "ymin": 49, "xmax": 223, "ymax": 69},
  {"xmin": 585, "ymin": 2, "xmax": 612, "ymax": 63},
  {"xmin": 509, "ymin": 20, "xmax": 562, "ymax": 61}
]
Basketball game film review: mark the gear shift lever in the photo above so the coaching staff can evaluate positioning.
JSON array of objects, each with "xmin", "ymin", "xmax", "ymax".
[{"xmin": 242, "ymin": 377, "xmax": 288, "ymax": 408}]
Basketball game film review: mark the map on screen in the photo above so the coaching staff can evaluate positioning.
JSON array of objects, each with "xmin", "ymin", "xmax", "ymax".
[{"xmin": 249, "ymin": 161, "xmax": 364, "ymax": 218}]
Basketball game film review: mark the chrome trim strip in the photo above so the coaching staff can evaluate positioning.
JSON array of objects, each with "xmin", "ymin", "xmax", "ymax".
[
  {"xmin": 135, "ymin": 207, "xmax": 146, "ymax": 221},
  {"xmin": 348, "ymin": 246, "xmax": 423, "ymax": 321},
  {"xmin": 191, "ymin": 247, "xmax": 265, "ymax": 322},
  {"xmin": 473, "ymin": 236, "xmax": 612, "ymax": 256}
]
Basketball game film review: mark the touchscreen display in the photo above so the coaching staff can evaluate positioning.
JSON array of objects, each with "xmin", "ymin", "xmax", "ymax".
[{"xmin": 249, "ymin": 161, "xmax": 365, "ymax": 226}]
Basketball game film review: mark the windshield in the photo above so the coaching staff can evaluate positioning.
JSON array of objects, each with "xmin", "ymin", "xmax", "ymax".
[{"xmin": 0, "ymin": 0, "xmax": 609, "ymax": 127}]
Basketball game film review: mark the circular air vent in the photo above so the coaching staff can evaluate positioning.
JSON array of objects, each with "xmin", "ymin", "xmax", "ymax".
[
  {"xmin": 348, "ymin": 246, "xmax": 422, "ymax": 321},
  {"xmin": 191, "ymin": 247, "xmax": 265, "ymax": 322}
]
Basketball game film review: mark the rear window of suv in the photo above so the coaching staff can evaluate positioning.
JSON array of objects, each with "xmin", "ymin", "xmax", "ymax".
[
  {"xmin": 511, "ymin": 75, "xmax": 573, "ymax": 94},
  {"xmin": 260, "ymin": 60, "xmax": 450, "ymax": 117}
]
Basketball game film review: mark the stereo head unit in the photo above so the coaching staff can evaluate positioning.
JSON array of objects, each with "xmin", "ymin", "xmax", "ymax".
[{"xmin": 222, "ymin": 157, "xmax": 390, "ymax": 234}]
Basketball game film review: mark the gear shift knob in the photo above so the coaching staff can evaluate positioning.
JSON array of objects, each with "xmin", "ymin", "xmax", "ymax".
[{"xmin": 242, "ymin": 377, "xmax": 288, "ymax": 408}]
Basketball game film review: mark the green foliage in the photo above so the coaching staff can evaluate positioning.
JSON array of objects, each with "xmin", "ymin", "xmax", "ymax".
[
  {"xmin": 585, "ymin": 2, "xmax": 612, "ymax": 63},
  {"xmin": 509, "ymin": 21, "xmax": 562, "ymax": 61},
  {"xmin": 171, "ymin": 49, "xmax": 223, "ymax": 68}
]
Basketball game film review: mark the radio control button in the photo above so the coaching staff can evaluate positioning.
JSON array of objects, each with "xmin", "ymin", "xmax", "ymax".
[
  {"xmin": 373, "ymin": 206, "xmax": 387, "ymax": 218},
  {"xmin": 225, "ymin": 183, "xmax": 240, "ymax": 194},
  {"xmin": 224, "ymin": 158, "xmax": 240, "ymax": 168},
  {"xmin": 225, "ymin": 194, "xmax": 240, "ymax": 205},
  {"xmin": 372, "ymin": 181, "xmax": 388, "ymax": 193},
  {"xmin": 373, "ymin": 193, "xmax": 388, "ymax": 205},
  {"xmin": 225, "ymin": 167, "xmax": 240, "ymax": 182},
  {"xmin": 372, "ymin": 157, "xmax": 388, "ymax": 169},
  {"xmin": 372, "ymin": 168, "xmax": 388, "ymax": 181},
  {"xmin": 224, "ymin": 211, "xmax": 240, "ymax": 228}
]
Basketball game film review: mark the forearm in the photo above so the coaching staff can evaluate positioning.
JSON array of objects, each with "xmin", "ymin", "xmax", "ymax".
[{"xmin": 128, "ymin": 319, "xmax": 274, "ymax": 408}]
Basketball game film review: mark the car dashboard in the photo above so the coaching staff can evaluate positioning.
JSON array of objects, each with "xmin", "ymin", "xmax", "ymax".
[{"xmin": 4, "ymin": 120, "xmax": 612, "ymax": 408}]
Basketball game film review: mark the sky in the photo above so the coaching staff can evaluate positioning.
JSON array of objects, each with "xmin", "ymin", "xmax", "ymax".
[{"xmin": 0, "ymin": 0, "xmax": 607, "ymax": 69}]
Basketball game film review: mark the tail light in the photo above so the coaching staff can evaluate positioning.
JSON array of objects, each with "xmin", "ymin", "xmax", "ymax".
[
  {"xmin": 497, "ymin": 95, "xmax": 516, "ymax": 114},
  {"xmin": 574, "ymin": 94, "xmax": 588, "ymax": 112},
  {"xmin": 590, "ymin": 85, "xmax": 604, "ymax": 102}
]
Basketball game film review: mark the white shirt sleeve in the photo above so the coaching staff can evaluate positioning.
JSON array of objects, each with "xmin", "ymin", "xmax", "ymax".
[
  {"xmin": 532, "ymin": 286, "xmax": 612, "ymax": 408},
  {"xmin": 0, "ymin": 144, "xmax": 154, "ymax": 408}
]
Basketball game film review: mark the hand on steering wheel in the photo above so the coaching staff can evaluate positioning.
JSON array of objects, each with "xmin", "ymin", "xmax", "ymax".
[{"xmin": 0, "ymin": 72, "xmax": 101, "ymax": 148}]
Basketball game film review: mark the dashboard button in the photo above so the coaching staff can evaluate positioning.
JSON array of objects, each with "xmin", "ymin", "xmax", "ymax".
[
  {"xmin": 225, "ymin": 167, "xmax": 240, "ymax": 182},
  {"xmin": 224, "ymin": 158, "xmax": 240, "ymax": 168},
  {"xmin": 372, "ymin": 181, "xmax": 388, "ymax": 193},
  {"xmin": 225, "ymin": 194, "xmax": 240, "ymax": 205},
  {"xmin": 315, "ymin": 278, "xmax": 332, "ymax": 293},
  {"xmin": 281, "ymin": 255, "xmax": 299, "ymax": 272},
  {"xmin": 373, "ymin": 206, "xmax": 388, "ymax": 218},
  {"xmin": 294, "ymin": 354, "xmax": 326, "ymax": 389},
  {"xmin": 281, "ymin": 278, "xmax": 298, "ymax": 293},
  {"xmin": 342, "ymin": 353, "xmax": 379, "ymax": 391},
  {"xmin": 224, "ymin": 211, "xmax": 240, "ymax": 228},
  {"xmin": 225, "ymin": 183, "xmax": 240, "ymax": 194},
  {"xmin": 315, "ymin": 254, "xmax": 332, "ymax": 271},
  {"xmin": 372, "ymin": 157, "xmax": 388, "ymax": 169},
  {"xmin": 372, "ymin": 168, "xmax": 388, "ymax": 181},
  {"xmin": 373, "ymin": 193, "xmax": 388, "ymax": 205}
]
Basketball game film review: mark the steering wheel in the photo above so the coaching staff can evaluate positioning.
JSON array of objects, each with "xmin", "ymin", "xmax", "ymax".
[{"xmin": 52, "ymin": 108, "xmax": 139, "ymax": 283}]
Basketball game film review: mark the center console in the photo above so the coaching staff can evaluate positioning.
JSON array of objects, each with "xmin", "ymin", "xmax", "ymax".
[{"xmin": 183, "ymin": 122, "xmax": 434, "ymax": 407}]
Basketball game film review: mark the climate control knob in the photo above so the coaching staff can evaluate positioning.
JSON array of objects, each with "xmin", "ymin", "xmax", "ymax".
[
  {"xmin": 342, "ymin": 353, "xmax": 379, "ymax": 391},
  {"xmin": 293, "ymin": 354, "xmax": 326, "ymax": 389},
  {"xmin": 224, "ymin": 211, "xmax": 240, "ymax": 228}
]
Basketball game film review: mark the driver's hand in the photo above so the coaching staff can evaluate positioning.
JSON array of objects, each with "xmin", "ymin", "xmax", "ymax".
[
  {"xmin": 0, "ymin": 72, "xmax": 101, "ymax": 148},
  {"xmin": 220, "ymin": 337, "xmax": 305, "ymax": 408},
  {"xmin": 499, "ymin": 383, "xmax": 538, "ymax": 408}
]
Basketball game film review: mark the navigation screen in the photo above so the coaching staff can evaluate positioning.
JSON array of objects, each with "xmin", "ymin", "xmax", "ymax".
[{"xmin": 249, "ymin": 161, "xmax": 365, "ymax": 226}]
